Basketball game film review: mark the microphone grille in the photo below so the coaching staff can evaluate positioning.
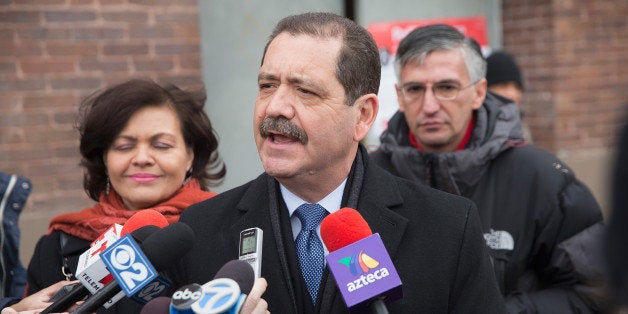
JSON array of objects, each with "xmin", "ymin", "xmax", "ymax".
[{"xmin": 214, "ymin": 260, "xmax": 255, "ymax": 294}]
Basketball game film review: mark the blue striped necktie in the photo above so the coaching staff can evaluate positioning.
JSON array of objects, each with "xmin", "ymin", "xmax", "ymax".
[{"xmin": 294, "ymin": 203, "xmax": 328, "ymax": 303}]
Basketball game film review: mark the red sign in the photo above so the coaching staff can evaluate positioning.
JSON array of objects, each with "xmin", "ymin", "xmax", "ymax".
[{"xmin": 366, "ymin": 15, "xmax": 489, "ymax": 56}]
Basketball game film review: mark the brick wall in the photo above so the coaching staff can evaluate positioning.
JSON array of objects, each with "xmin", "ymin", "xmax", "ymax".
[
  {"xmin": 0, "ymin": 0, "xmax": 203, "ymax": 217},
  {"xmin": 502, "ymin": 0, "xmax": 628, "ymax": 153}
]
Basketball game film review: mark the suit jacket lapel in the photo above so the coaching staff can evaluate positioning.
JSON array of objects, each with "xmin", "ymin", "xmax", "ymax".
[
  {"xmin": 232, "ymin": 174, "xmax": 300, "ymax": 312},
  {"xmin": 358, "ymin": 163, "xmax": 409, "ymax": 258}
]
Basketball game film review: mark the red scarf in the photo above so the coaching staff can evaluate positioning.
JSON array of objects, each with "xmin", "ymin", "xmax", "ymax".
[
  {"xmin": 409, "ymin": 115, "xmax": 476, "ymax": 151},
  {"xmin": 48, "ymin": 179, "xmax": 216, "ymax": 240}
]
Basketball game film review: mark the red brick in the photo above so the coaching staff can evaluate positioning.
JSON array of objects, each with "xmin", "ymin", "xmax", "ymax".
[
  {"xmin": 53, "ymin": 111, "xmax": 80, "ymax": 125},
  {"xmin": 52, "ymin": 146, "xmax": 82, "ymax": 159},
  {"xmin": 71, "ymin": 0, "xmax": 96, "ymax": 4},
  {"xmin": 129, "ymin": 26, "xmax": 175, "ymax": 39},
  {"xmin": 155, "ymin": 43, "xmax": 199, "ymax": 55},
  {"xmin": 49, "ymin": 77, "xmax": 102, "ymax": 90},
  {"xmin": 134, "ymin": 58, "xmax": 174, "ymax": 71},
  {"xmin": 46, "ymin": 42, "xmax": 99, "ymax": 56},
  {"xmin": 179, "ymin": 54, "xmax": 200, "ymax": 70},
  {"xmin": 57, "ymin": 176, "xmax": 86, "ymax": 192},
  {"xmin": 101, "ymin": 11, "xmax": 148, "ymax": 23},
  {"xmin": 23, "ymin": 93, "xmax": 77, "ymax": 110},
  {"xmin": 0, "ymin": 146, "xmax": 53, "ymax": 162},
  {"xmin": 0, "ymin": 112, "xmax": 49, "ymax": 127},
  {"xmin": 24, "ymin": 161, "xmax": 82, "ymax": 181},
  {"xmin": 20, "ymin": 60, "xmax": 76, "ymax": 74},
  {"xmin": 0, "ymin": 11, "xmax": 40, "ymax": 24},
  {"xmin": 155, "ymin": 12, "xmax": 198, "ymax": 24},
  {"xmin": 503, "ymin": 0, "xmax": 628, "ymax": 152},
  {"xmin": 103, "ymin": 43, "xmax": 149, "ymax": 55},
  {"xmin": 173, "ymin": 24, "xmax": 199, "ymax": 39},
  {"xmin": 74, "ymin": 28, "xmax": 125, "ymax": 40},
  {"xmin": 18, "ymin": 0, "xmax": 66, "ymax": 4},
  {"xmin": 0, "ymin": 127, "xmax": 24, "ymax": 144},
  {"xmin": 79, "ymin": 59, "xmax": 129, "ymax": 72},
  {"xmin": 31, "ymin": 195, "xmax": 93, "ymax": 214},
  {"xmin": 130, "ymin": 0, "xmax": 196, "ymax": 6},
  {"xmin": 16, "ymin": 27, "xmax": 73, "ymax": 40},
  {"xmin": 0, "ymin": 42, "xmax": 44, "ymax": 57},
  {"xmin": 0, "ymin": 94, "xmax": 21, "ymax": 113},
  {"xmin": 0, "ymin": 62, "xmax": 17, "ymax": 74},
  {"xmin": 100, "ymin": 0, "xmax": 125, "ymax": 5},
  {"xmin": 43, "ymin": 11, "xmax": 96, "ymax": 22},
  {"xmin": 0, "ymin": 29, "xmax": 14, "ymax": 41},
  {"xmin": 0, "ymin": 78, "xmax": 46, "ymax": 92},
  {"xmin": 23, "ymin": 128, "xmax": 78, "ymax": 144}
]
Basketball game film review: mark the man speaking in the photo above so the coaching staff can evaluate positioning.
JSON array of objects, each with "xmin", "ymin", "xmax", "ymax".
[{"xmin": 171, "ymin": 12, "xmax": 505, "ymax": 313}]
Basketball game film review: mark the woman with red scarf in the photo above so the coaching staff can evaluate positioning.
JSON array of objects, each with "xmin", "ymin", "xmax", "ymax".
[{"xmin": 23, "ymin": 79, "xmax": 226, "ymax": 313}]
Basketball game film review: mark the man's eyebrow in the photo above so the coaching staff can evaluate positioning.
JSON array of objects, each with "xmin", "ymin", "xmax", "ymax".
[
  {"xmin": 258, "ymin": 72, "xmax": 278, "ymax": 82},
  {"xmin": 402, "ymin": 79, "xmax": 461, "ymax": 86},
  {"xmin": 286, "ymin": 76, "xmax": 307, "ymax": 86},
  {"xmin": 258, "ymin": 72, "xmax": 313, "ymax": 87},
  {"xmin": 436, "ymin": 79, "xmax": 460, "ymax": 85}
]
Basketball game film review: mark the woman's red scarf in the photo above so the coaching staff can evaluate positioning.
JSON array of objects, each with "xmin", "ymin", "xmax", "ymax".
[{"xmin": 48, "ymin": 179, "xmax": 216, "ymax": 240}]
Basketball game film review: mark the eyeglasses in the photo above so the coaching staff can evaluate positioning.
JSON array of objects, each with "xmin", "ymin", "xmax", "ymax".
[{"xmin": 398, "ymin": 80, "xmax": 479, "ymax": 102}]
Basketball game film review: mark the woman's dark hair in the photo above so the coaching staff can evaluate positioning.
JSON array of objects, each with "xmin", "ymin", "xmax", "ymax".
[{"xmin": 77, "ymin": 78, "xmax": 226, "ymax": 201}]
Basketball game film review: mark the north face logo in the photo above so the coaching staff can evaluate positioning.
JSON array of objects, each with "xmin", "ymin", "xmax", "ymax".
[{"xmin": 483, "ymin": 229, "xmax": 514, "ymax": 250}]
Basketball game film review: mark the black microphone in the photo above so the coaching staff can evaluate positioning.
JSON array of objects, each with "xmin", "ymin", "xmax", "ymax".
[
  {"xmin": 140, "ymin": 296, "xmax": 171, "ymax": 314},
  {"xmin": 71, "ymin": 222, "xmax": 195, "ymax": 313},
  {"xmin": 169, "ymin": 259, "xmax": 255, "ymax": 313},
  {"xmin": 40, "ymin": 224, "xmax": 160, "ymax": 314},
  {"xmin": 214, "ymin": 259, "xmax": 255, "ymax": 294}
]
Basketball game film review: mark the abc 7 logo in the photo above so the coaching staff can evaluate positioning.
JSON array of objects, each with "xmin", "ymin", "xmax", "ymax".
[{"xmin": 193, "ymin": 278, "xmax": 241, "ymax": 313}]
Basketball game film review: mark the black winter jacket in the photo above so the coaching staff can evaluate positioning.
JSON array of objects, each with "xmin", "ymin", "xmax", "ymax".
[{"xmin": 370, "ymin": 93, "xmax": 606, "ymax": 313}]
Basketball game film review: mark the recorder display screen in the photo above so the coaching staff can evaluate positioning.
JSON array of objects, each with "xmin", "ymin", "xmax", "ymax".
[{"xmin": 241, "ymin": 235, "xmax": 256, "ymax": 255}]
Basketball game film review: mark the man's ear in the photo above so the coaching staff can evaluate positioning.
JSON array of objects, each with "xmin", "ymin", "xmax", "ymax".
[
  {"xmin": 472, "ymin": 78, "xmax": 488, "ymax": 110},
  {"xmin": 395, "ymin": 83, "xmax": 406, "ymax": 113},
  {"xmin": 353, "ymin": 93, "xmax": 379, "ymax": 142}
]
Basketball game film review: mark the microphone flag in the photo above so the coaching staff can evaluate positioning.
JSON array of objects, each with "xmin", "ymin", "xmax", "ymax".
[{"xmin": 325, "ymin": 233, "xmax": 402, "ymax": 312}]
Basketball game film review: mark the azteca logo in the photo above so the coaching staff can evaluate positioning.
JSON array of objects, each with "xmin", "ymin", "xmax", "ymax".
[
  {"xmin": 339, "ymin": 250, "xmax": 379, "ymax": 275},
  {"xmin": 339, "ymin": 250, "xmax": 390, "ymax": 292}
]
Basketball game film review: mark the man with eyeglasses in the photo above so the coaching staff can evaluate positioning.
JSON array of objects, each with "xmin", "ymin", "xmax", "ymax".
[{"xmin": 370, "ymin": 24, "xmax": 607, "ymax": 313}]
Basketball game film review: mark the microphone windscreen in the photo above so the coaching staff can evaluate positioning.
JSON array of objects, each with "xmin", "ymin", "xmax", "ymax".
[
  {"xmin": 214, "ymin": 260, "xmax": 255, "ymax": 294},
  {"xmin": 321, "ymin": 207, "xmax": 372, "ymax": 252},
  {"xmin": 121, "ymin": 209, "xmax": 169, "ymax": 236},
  {"xmin": 139, "ymin": 296, "xmax": 171, "ymax": 314},
  {"xmin": 130, "ymin": 225, "xmax": 159, "ymax": 243},
  {"xmin": 140, "ymin": 222, "xmax": 195, "ymax": 271}
]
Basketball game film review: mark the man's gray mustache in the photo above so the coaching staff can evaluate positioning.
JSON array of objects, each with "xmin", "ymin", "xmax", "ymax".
[{"xmin": 259, "ymin": 117, "xmax": 308, "ymax": 144}]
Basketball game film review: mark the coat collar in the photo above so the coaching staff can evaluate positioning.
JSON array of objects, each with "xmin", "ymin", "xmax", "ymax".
[{"xmin": 233, "ymin": 157, "xmax": 409, "ymax": 258}]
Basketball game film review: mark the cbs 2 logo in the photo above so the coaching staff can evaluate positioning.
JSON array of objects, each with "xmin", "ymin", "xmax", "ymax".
[
  {"xmin": 108, "ymin": 243, "xmax": 153, "ymax": 291},
  {"xmin": 136, "ymin": 281, "xmax": 168, "ymax": 302}
]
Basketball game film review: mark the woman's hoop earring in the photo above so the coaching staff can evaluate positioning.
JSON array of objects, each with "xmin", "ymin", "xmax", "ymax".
[{"xmin": 106, "ymin": 176, "xmax": 111, "ymax": 195}]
